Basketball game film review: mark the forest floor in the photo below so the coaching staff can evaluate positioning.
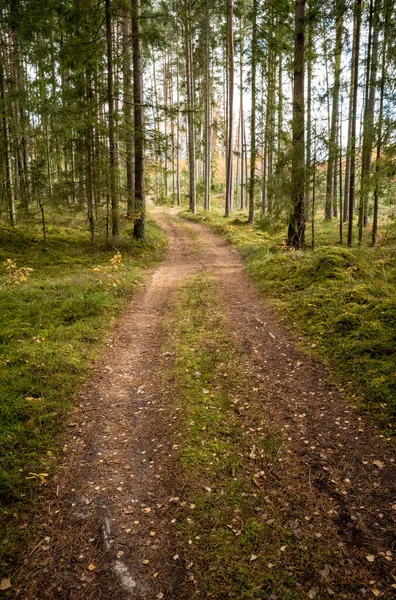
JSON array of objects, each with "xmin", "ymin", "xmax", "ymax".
[{"xmin": 7, "ymin": 207, "xmax": 396, "ymax": 599}]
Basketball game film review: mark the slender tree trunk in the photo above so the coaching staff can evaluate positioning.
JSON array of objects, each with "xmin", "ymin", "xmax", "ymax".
[
  {"xmin": 347, "ymin": 0, "xmax": 362, "ymax": 246},
  {"xmin": 0, "ymin": 55, "xmax": 16, "ymax": 226},
  {"xmin": 176, "ymin": 45, "xmax": 181, "ymax": 206},
  {"xmin": 372, "ymin": 0, "xmax": 389, "ymax": 245},
  {"xmin": 204, "ymin": 1, "xmax": 211, "ymax": 211},
  {"xmin": 185, "ymin": 2, "xmax": 196, "ymax": 214},
  {"xmin": 123, "ymin": 13, "xmax": 134, "ymax": 219},
  {"xmin": 163, "ymin": 55, "xmax": 169, "ymax": 199},
  {"xmin": 288, "ymin": 0, "xmax": 306, "ymax": 248},
  {"xmin": 106, "ymin": 0, "xmax": 118, "ymax": 239},
  {"xmin": 359, "ymin": 0, "xmax": 379, "ymax": 241},
  {"xmin": 305, "ymin": 19, "xmax": 312, "ymax": 220},
  {"xmin": 225, "ymin": 0, "xmax": 234, "ymax": 217},
  {"xmin": 239, "ymin": 14, "xmax": 244, "ymax": 210},
  {"xmin": 325, "ymin": 2, "xmax": 343, "ymax": 219},
  {"xmin": 132, "ymin": 0, "xmax": 146, "ymax": 239},
  {"xmin": 248, "ymin": 0, "xmax": 257, "ymax": 223}
]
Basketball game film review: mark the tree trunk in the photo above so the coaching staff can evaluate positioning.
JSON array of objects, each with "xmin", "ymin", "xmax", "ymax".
[
  {"xmin": 359, "ymin": 0, "xmax": 379, "ymax": 241},
  {"xmin": 288, "ymin": 0, "xmax": 306, "ymax": 248},
  {"xmin": 225, "ymin": 0, "xmax": 234, "ymax": 217},
  {"xmin": 0, "ymin": 53, "xmax": 16, "ymax": 226},
  {"xmin": 305, "ymin": 19, "xmax": 312, "ymax": 220},
  {"xmin": 325, "ymin": 1, "xmax": 343, "ymax": 220},
  {"xmin": 204, "ymin": 1, "xmax": 211, "ymax": 211},
  {"xmin": 123, "ymin": 12, "xmax": 134, "ymax": 219},
  {"xmin": 106, "ymin": 0, "xmax": 118, "ymax": 239},
  {"xmin": 372, "ymin": 0, "xmax": 389, "ymax": 245},
  {"xmin": 132, "ymin": 0, "xmax": 146, "ymax": 239},
  {"xmin": 185, "ymin": 1, "xmax": 196, "ymax": 214},
  {"xmin": 248, "ymin": 0, "xmax": 257, "ymax": 224},
  {"xmin": 347, "ymin": 0, "xmax": 362, "ymax": 246},
  {"xmin": 239, "ymin": 14, "xmax": 244, "ymax": 210}
]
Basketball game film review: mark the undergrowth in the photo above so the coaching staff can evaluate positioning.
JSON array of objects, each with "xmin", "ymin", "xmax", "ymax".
[
  {"xmin": 0, "ymin": 215, "xmax": 166, "ymax": 572},
  {"xmin": 181, "ymin": 209, "xmax": 396, "ymax": 431}
]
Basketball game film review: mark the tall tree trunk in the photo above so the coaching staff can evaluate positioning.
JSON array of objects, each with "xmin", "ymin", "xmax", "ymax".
[
  {"xmin": 185, "ymin": 1, "xmax": 196, "ymax": 214},
  {"xmin": 305, "ymin": 18, "xmax": 312, "ymax": 220},
  {"xmin": 132, "ymin": 0, "xmax": 146, "ymax": 239},
  {"xmin": 0, "ymin": 53, "xmax": 16, "ymax": 226},
  {"xmin": 123, "ymin": 12, "xmax": 134, "ymax": 219},
  {"xmin": 225, "ymin": 0, "xmax": 234, "ymax": 217},
  {"xmin": 163, "ymin": 55, "xmax": 169, "ymax": 199},
  {"xmin": 325, "ymin": 1, "xmax": 343, "ymax": 220},
  {"xmin": 359, "ymin": 0, "xmax": 379, "ymax": 241},
  {"xmin": 347, "ymin": 0, "xmax": 362, "ymax": 246},
  {"xmin": 176, "ymin": 45, "xmax": 181, "ymax": 206},
  {"xmin": 288, "ymin": 0, "xmax": 306, "ymax": 248},
  {"xmin": 248, "ymin": 0, "xmax": 257, "ymax": 224},
  {"xmin": 204, "ymin": 1, "xmax": 211, "ymax": 211},
  {"xmin": 239, "ymin": 14, "xmax": 244, "ymax": 210},
  {"xmin": 106, "ymin": 0, "xmax": 118, "ymax": 239},
  {"xmin": 372, "ymin": 0, "xmax": 389, "ymax": 245}
]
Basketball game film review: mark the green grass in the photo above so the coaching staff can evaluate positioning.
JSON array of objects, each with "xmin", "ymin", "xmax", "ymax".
[
  {"xmin": 181, "ymin": 206, "xmax": 396, "ymax": 431},
  {"xmin": 0, "ymin": 215, "xmax": 166, "ymax": 572},
  {"xmin": 167, "ymin": 272, "xmax": 364, "ymax": 598}
]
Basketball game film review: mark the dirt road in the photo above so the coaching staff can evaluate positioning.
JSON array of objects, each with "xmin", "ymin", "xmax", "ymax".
[{"xmin": 17, "ymin": 208, "xmax": 395, "ymax": 599}]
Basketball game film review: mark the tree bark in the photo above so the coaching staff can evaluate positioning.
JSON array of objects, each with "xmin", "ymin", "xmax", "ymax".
[
  {"xmin": 288, "ymin": 0, "xmax": 306, "ymax": 248},
  {"xmin": 248, "ymin": 0, "xmax": 257, "ymax": 224},
  {"xmin": 123, "ymin": 12, "xmax": 134, "ymax": 219},
  {"xmin": 347, "ymin": 0, "xmax": 362, "ymax": 246},
  {"xmin": 185, "ymin": 1, "xmax": 196, "ymax": 214},
  {"xmin": 225, "ymin": 0, "xmax": 234, "ymax": 217},
  {"xmin": 106, "ymin": 0, "xmax": 118, "ymax": 239},
  {"xmin": 132, "ymin": 0, "xmax": 146, "ymax": 239},
  {"xmin": 204, "ymin": 0, "xmax": 211, "ymax": 211},
  {"xmin": 325, "ymin": 1, "xmax": 343, "ymax": 220}
]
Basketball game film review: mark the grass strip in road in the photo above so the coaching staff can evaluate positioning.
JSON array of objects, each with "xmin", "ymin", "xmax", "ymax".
[
  {"xmin": 0, "ymin": 217, "xmax": 166, "ymax": 574},
  {"xmin": 181, "ymin": 210, "xmax": 396, "ymax": 432},
  {"xmin": 167, "ymin": 271, "xmax": 364, "ymax": 600}
]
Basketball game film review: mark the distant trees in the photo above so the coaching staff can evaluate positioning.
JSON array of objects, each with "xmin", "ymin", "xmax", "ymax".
[{"xmin": 0, "ymin": 0, "xmax": 395, "ymax": 248}]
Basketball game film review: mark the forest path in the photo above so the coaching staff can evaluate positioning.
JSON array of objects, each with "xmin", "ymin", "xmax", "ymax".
[{"xmin": 19, "ymin": 208, "xmax": 395, "ymax": 599}]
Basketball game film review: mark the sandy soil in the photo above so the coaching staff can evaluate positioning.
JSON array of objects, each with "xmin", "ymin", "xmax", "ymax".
[{"xmin": 14, "ymin": 208, "xmax": 395, "ymax": 599}]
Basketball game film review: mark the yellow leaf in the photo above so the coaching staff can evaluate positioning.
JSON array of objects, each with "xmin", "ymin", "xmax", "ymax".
[
  {"xmin": 0, "ymin": 579, "xmax": 11, "ymax": 591},
  {"xmin": 88, "ymin": 563, "xmax": 96, "ymax": 571},
  {"xmin": 372, "ymin": 460, "xmax": 385, "ymax": 470}
]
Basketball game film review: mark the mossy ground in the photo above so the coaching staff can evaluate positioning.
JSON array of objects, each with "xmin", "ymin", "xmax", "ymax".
[
  {"xmin": 0, "ymin": 214, "xmax": 166, "ymax": 572},
  {"xmin": 181, "ymin": 200, "xmax": 396, "ymax": 432}
]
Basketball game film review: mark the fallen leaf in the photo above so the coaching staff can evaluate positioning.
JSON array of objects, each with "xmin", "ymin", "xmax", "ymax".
[
  {"xmin": 117, "ymin": 551, "xmax": 124, "ymax": 558},
  {"xmin": 88, "ymin": 563, "xmax": 96, "ymax": 571},
  {"xmin": 250, "ymin": 554, "xmax": 258, "ymax": 561},
  {"xmin": 143, "ymin": 559, "xmax": 149, "ymax": 565},
  {"xmin": 372, "ymin": 590, "xmax": 380, "ymax": 597},
  {"xmin": 173, "ymin": 554, "xmax": 179, "ymax": 560},
  {"xmin": 156, "ymin": 594, "xmax": 164, "ymax": 599},
  {"xmin": 153, "ymin": 572, "xmax": 159, "ymax": 578},
  {"xmin": 308, "ymin": 588, "xmax": 318, "ymax": 599},
  {"xmin": 372, "ymin": 460, "xmax": 384, "ymax": 469},
  {"xmin": 366, "ymin": 555, "xmax": 376, "ymax": 563},
  {"xmin": 203, "ymin": 486, "xmax": 212, "ymax": 493},
  {"xmin": 0, "ymin": 579, "xmax": 11, "ymax": 591},
  {"xmin": 143, "ymin": 507, "xmax": 151, "ymax": 514}
]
